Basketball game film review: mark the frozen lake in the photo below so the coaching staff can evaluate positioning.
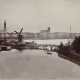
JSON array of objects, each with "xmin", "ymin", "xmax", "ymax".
[{"xmin": 0, "ymin": 49, "xmax": 79, "ymax": 80}]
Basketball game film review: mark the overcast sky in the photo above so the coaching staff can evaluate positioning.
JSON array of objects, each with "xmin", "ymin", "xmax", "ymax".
[{"xmin": 0, "ymin": 0, "xmax": 80, "ymax": 32}]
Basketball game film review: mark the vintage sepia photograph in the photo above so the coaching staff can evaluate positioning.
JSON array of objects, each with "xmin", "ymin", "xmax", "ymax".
[{"xmin": 0, "ymin": 0, "xmax": 80, "ymax": 80}]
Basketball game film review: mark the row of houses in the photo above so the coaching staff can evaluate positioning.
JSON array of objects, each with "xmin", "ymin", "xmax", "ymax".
[
  {"xmin": 22, "ymin": 27, "xmax": 80, "ymax": 39},
  {"xmin": 23, "ymin": 32, "xmax": 80, "ymax": 39},
  {"xmin": 22, "ymin": 26, "xmax": 80, "ymax": 39},
  {"xmin": 0, "ymin": 31, "xmax": 80, "ymax": 40},
  {"xmin": 0, "ymin": 26, "xmax": 80, "ymax": 40}
]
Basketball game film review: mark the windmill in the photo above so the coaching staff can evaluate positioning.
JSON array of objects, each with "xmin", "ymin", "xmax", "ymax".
[
  {"xmin": 14, "ymin": 27, "xmax": 23, "ymax": 42},
  {"xmin": 13, "ymin": 27, "xmax": 27, "ymax": 50}
]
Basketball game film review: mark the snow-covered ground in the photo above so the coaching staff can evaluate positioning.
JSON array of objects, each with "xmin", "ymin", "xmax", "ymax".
[{"xmin": 0, "ymin": 49, "xmax": 79, "ymax": 80}]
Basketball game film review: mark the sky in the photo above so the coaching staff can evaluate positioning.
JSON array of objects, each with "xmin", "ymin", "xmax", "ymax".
[{"xmin": 0, "ymin": 0, "xmax": 80, "ymax": 32}]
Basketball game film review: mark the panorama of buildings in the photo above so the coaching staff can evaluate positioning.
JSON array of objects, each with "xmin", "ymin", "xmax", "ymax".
[{"xmin": 0, "ymin": 27, "xmax": 80, "ymax": 40}]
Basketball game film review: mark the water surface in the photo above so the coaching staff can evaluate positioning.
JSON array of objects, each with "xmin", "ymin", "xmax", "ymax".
[{"xmin": 0, "ymin": 49, "xmax": 79, "ymax": 80}]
